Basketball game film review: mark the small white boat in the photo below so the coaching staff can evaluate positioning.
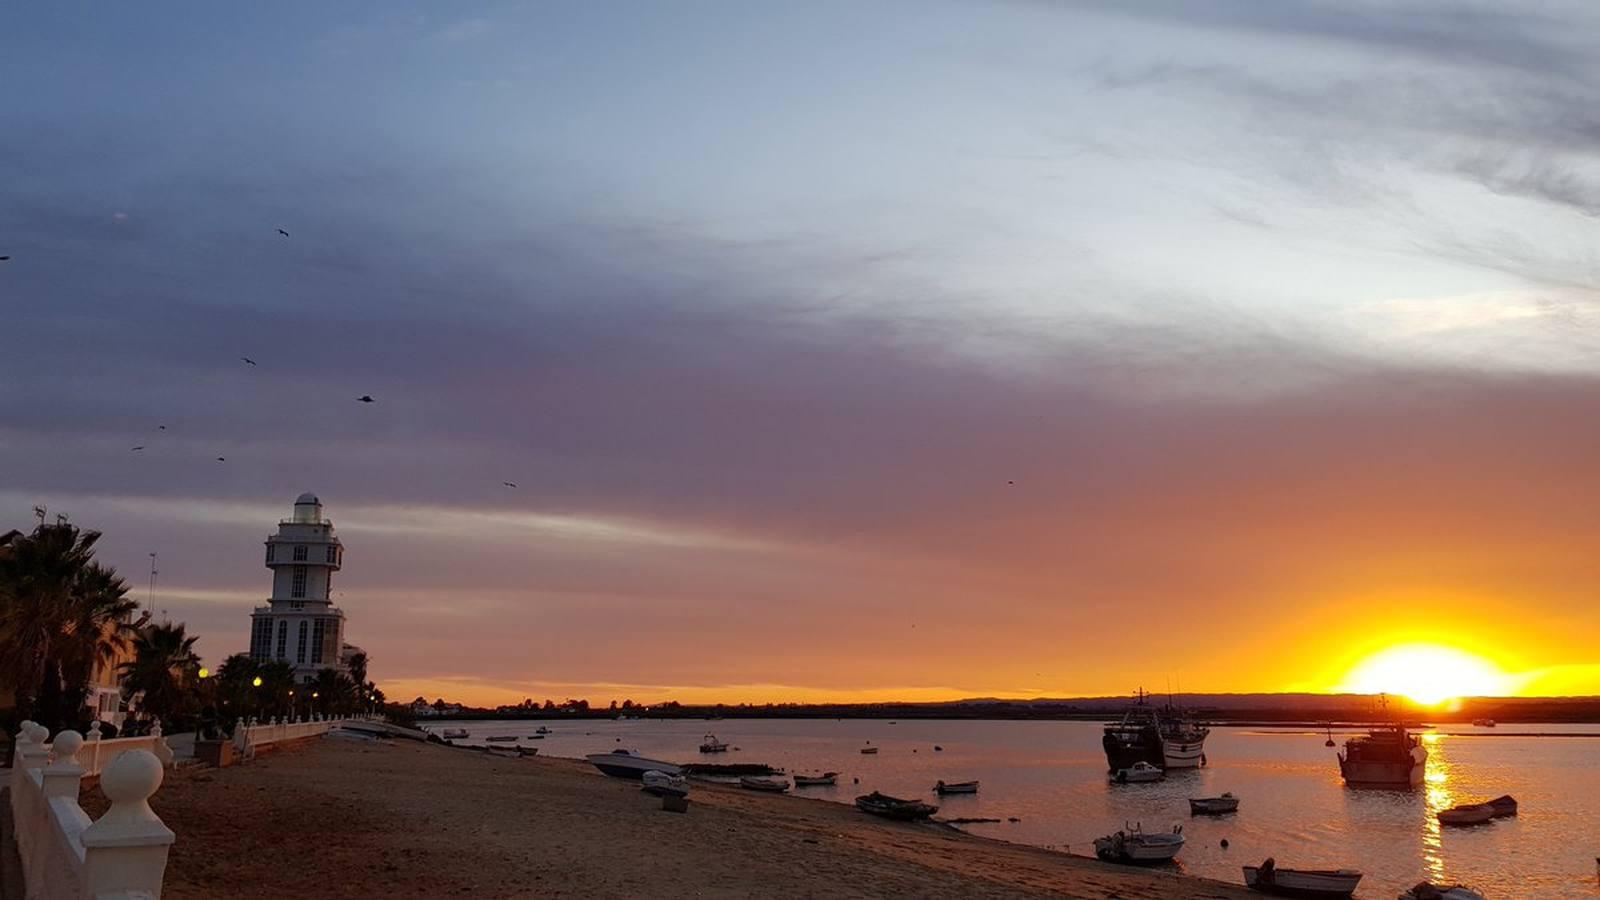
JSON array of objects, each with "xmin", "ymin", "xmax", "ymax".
[
  {"xmin": 1189, "ymin": 792, "xmax": 1239, "ymax": 815},
  {"xmin": 484, "ymin": 735, "xmax": 518, "ymax": 743},
  {"xmin": 739, "ymin": 776, "xmax": 790, "ymax": 793},
  {"xmin": 641, "ymin": 770, "xmax": 689, "ymax": 798},
  {"xmin": 934, "ymin": 780, "xmax": 979, "ymax": 795},
  {"xmin": 439, "ymin": 728, "xmax": 469, "ymax": 740},
  {"xmin": 699, "ymin": 734, "xmax": 729, "ymax": 753},
  {"xmin": 1243, "ymin": 859, "xmax": 1362, "ymax": 897},
  {"xmin": 1111, "ymin": 761, "xmax": 1163, "ymax": 783},
  {"xmin": 1399, "ymin": 882, "xmax": 1486, "ymax": 900},
  {"xmin": 1436, "ymin": 803, "xmax": 1494, "ymax": 827},
  {"xmin": 1093, "ymin": 823, "xmax": 1184, "ymax": 864},
  {"xmin": 586, "ymin": 749, "xmax": 682, "ymax": 779},
  {"xmin": 793, "ymin": 772, "xmax": 839, "ymax": 787}
]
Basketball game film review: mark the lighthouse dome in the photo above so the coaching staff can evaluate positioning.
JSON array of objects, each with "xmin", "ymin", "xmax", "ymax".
[{"xmin": 295, "ymin": 492, "xmax": 320, "ymax": 505}]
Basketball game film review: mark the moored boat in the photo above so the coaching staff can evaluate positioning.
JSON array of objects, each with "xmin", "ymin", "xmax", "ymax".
[
  {"xmin": 1160, "ymin": 704, "xmax": 1210, "ymax": 768},
  {"xmin": 1103, "ymin": 691, "xmax": 1166, "ymax": 772},
  {"xmin": 439, "ymin": 728, "xmax": 469, "ymax": 740},
  {"xmin": 586, "ymin": 749, "xmax": 683, "ymax": 779},
  {"xmin": 792, "ymin": 772, "xmax": 838, "ymax": 787},
  {"xmin": 1093, "ymin": 823, "xmax": 1185, "ymax": 864},
  {"xmin": 1436, "ymin": 803, "xmax": 1494, "ymax": 827},
  {"xmin": 739, "ymin": 775, "xmax": 790, "ymax": 792},
  {"xmin": 535, "ymin": 725, "xmax": 552, "ymax": 735},
  {"xmin": 484, "ymin": 735, "xmax": 518, "ymax": 742},
  {"xmin": 1243, "ymin": 858, "xmax": 1362, "ymax": 897},
  {"xmin": 1400, "ymin": 882, "xmax": 1486, "ymax": 900},
  {"xmin": 699, "ymin": 734, "xmax": 729, "ymax": 753},
  {"xmin": 1337, "ymin": 724, "xmax": 1426, "ymax": 787},
  {"xmin": 855, "ymin": 792, "xmax": 938, "ymax": 821},
  {"xmin": 860, "ymin": 745, "xmax": 879, "ymax": 755},
  {"xmin": 1111, "ymin": 761, "xmax": 1163, "ymax": 783},
  {"xmin": 1471, "ymin": 718, "xmax": 1495, "ymax": 728},
  {"xmin": 1189, "ymin": 792, "xmax": 1239, "ymax": 815},
  {"xmin": 934, "ymin": 780, "xmax": 979, "ymax": 795},
  {"xmin": 642, "ymin": 770, "xmax": 689, "ymax": 797},
  {"xmin": 1486, "ymin": 794, "xmax": 1517, "ymax": 817}
]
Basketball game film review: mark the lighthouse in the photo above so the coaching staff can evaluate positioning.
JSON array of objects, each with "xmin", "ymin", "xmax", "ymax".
[{"xmin": 248, "ymin": 493, "xmax": 360, "ymax": 683}]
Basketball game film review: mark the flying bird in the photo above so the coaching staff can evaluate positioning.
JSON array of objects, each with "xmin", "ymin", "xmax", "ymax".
[
  {"xmin": 130, "ymin": 446, "xmax": 145, "ymax": 452},
  {"xmin": 356, "ymin": 395, "xmax": 374, "ymax": 403},
  {"xmin": 0, "ymin": 256, "xmax": 10, "ymax": 262},
  {"xmin": 241, "ymin": 357, "xmax": 257, "ymax": 366},
  {"xmin": 277, "ymin": 229, "xmax": 289, "ymax": 238},
  {"xmin": 1007, "ymin": 480, "xmax": 1015, "ymax": 485},
  {"xmin": 157, "ymin": 425, "xmax": 167, "ymax": 431},
  {"xmin": 215, "ymin": 456, "xmax": 226, "ymax": 462},
  {"xmin": 502, "ymin": 481, "xmax": 518, "ymax": 488}
]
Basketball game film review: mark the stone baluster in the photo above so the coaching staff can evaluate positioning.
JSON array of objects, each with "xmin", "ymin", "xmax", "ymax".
[
  {"xmin": 41, "ymin": 730, "xmax": 86, "ymax": 800},
  {"xmin": 17, "ymin": 721, "xmax": 51, "ymax": 770},
  {"xmin": 80, "ymin": 750, "xmax": 176, "ymax": 899},
  {"xmin": 84, "ymin": 719, "xmax": 104, "ymax": 775}
]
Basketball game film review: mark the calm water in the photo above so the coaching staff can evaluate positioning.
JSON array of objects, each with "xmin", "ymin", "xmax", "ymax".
[{"xmin": 427, "ymin": 718, "xmax": 1600, "ymax": 896}]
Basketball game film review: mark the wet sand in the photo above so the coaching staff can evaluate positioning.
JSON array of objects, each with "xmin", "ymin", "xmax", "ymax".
[{"xmin": 105, "ymin": 738, "xmax": 1254, "ymax": 899}]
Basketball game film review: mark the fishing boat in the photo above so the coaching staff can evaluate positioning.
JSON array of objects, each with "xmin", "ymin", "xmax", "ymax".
[
  {"xmin": 1337, "ymin": 723, "xmax": 1426, "ymax": 787},
  {"xmin": 1111, "ymin": 761, "xmax": 1163, "ymax": 784},
  {"xmin": 792, "ymin": 772, "xmax": 838, "ymax": 787},
  {"xmin": 855, "ymin": 792, "xmax": 938, "ymax": 821},
  {"xmin": 1092, "ymin": 823, "xmax": 1185, "ymax": 864},
  {"xmin": 1188, "ymin": 792, "xmax": 1239, "ymax": 815},
  {"xmin": 739, "ymin": 776, "xmax": 790, "ymax": 793},
  {"xmin": 1436, "ymin": 803, "xmax": 1494, "ymax": 827},
  {"xmin": 1102, "ymin": 691, "xmax": 1166, "ymax": 772},
  {"xmin": 1486, "ymin": 794, "xmax": 1517, "ymax": 817},
  {"xmin": 535, "ymin": 725, "xmax": 552, "ymax": 734},
  {"xmin": 586, "ymin": 749, "xmax": 683, "ymax": 779},
  {"xmin": 641, "ymin": 770, "xmax": 689, "ymax": 798},
  {"xmin": 439, "ymin": 728, "xmax": 469, "ymax": 740},
  {"xmin": 484, "ymin": 735, "xmax": 518, "ymax": 743},
  {"xmin": 1160, "ymin": 705, "xmax": 1210, "ymax": 769},
  {"xmin": 934, "ymin": 780, "xmax": 979, "ymax": 795},
  {"xmin": 860, "ymin": 746, "xmax": 879, "ymax": 755},
  {"xmin": 1399, "ymin": 882, "xmax": 1486, "ymax": 900},
  {"xmin": 1243, "ymin": 859, "xmax": 1362, "ymax": 897},
  {"xmin": 699, "ymin": 734, "xmax": 729, "ymax": 753}
]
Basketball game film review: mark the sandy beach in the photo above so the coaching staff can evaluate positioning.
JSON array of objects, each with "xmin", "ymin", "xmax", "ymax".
[{"xmin": 92, "ymin": 738, "xmax": 1254, "ymax": 899}]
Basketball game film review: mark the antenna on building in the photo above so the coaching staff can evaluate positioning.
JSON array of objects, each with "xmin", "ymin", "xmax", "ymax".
[{"xmin": 147, "ymin": 552, "xmax": 159, "ymax": 615}]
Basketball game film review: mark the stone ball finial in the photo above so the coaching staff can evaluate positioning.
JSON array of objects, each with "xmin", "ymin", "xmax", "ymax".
[
  {"xmin": 53, "ymin": 730, "xmax": 84, "ymax": 763},
  {"xmin": 87, "ymin": 720, "xmax": 103, "ymax": 741},
  {"xmin": 102, "ymin": 749, "xmax": 165, "ymax": 803},
  {"xmin": 26, "ymin": 722, "xmax": 50, "ymax": 743},
  {"xmin": 16, "ymin": 720, "xmax": 38, "ymax": 743}
]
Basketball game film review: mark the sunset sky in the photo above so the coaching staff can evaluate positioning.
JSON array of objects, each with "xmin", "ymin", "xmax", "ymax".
[{"xmin": 4, "ymin": 2, "xmax": 1599, "ymax": 705}]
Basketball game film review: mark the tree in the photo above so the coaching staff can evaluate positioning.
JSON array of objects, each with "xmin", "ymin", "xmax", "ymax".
[
  {"xmin": 345, "ymin": 650, "xmax": 367, "ymax": 689},
  {"xmin": 119, "ymin": 621, "xmax": 200, "ymax": 724},
  {"xmin": 0, "ymin": 523, "xmax": 138, "ymax": 728}
]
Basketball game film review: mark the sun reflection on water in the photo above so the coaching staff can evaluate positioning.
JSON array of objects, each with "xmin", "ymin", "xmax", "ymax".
[{"xmin": 1421, "ymin": 733, "xmax": 1450, "ymax": 883}]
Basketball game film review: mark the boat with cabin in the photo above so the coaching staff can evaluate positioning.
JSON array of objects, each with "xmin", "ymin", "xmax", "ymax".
[
  {"xmin": 1111, "ymin": 761, "xmax": 1164, "ymax": 783},
  {"xmin": 1103, "ymin": 691, "xmax": 1166, "ymax": 771},
  {"xmin": 699, "ymin": 734, "xmax": 729, "ymax": 753},
  {"xmin": 1189, "ymin": 792, "xmax": 1239, "ymax": 815},
  {"xmin": 586, "ymin": 749, "xmax": 683, "ymax": 779},
  {"xmin": 1337, "ymin": 723, "xmax": 1426, "ymax": 787},
  {"xmin": 1092, "ymin": 823, "xmax": 1185, "ymax": 864},
  {"xmin": 1243, "ymin": 858, "xmax": 1362, "ymax": 897}
]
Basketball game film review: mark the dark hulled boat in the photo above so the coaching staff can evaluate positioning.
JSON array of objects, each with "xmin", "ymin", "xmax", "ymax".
[
  {"xmin": 1337, "ymin": 723, "xmax": 1427, "ymax": 787},
  {"xmin": 1103, "ymin": 693, "xmax": 1165, "ymax": 772}
]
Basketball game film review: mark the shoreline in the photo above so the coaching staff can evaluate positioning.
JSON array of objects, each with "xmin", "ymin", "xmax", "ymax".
[{"xmin": 119, "ymin": 737, "xmax": 1254, "ymax": 898}]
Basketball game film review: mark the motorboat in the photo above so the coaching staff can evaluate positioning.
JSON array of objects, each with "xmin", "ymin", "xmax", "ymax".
[
  {"xmin": 1111, "ymin": 761, "xmax": 1163, "ymax": 783},
  {"xmin": 439, "ymin": 728, "xmax": 469, "ymax": 740},
  {"xmin": 934, "ymin": 780, "xmax": 979, "ymax": 795},
  {"xmin": 1337, "ymin": 724, "xmax": 1426, "ymax": 787},
  {"xmin": 699, "ymin": 734, "xmax": 730, "ymax": 753},
  {"xmin": 586, "ymin": 749, "xmax": 683, "ymax": 779},
  {"xmin": 642, "ymin": 770, "xmax": 689, "ymax": 798},
  {"xmin": 1471, "ymin": 718, "xmax": 1495, "ymax": 728},
  {"xmin": 484, "ymin": 735, "xmax": 518, "ymax": 743},
  {"xmin": 1160, "ymin": 707, "xmax": 1210, "ymax": 769},
  {"xmin": 1093, "ymin": 823, "xmax": 1185, "ymax": 864},
  {"xmin": 855, "ymin": 792, "xmax": 938, "ymax": 821},
  {"xmin": 860, "ymin": 746, "xmax": 879, "ymax": 755},
  {"xmin": 1400, "ymin": 883, "xmax": 1486, "ymax": 900},
  {"xmin": 1189, "ymin": 792, "xmax": 1239, "ymax": 815},
  {"xmin": 1486, "ymin": 794, "xmax": 1517, "ymax": 817},
  {"xmin": 1436, "ymin": 803, "xmax": 1494, "ymax": 827},
  {"xmin": 1103, "ymin": 691, "xmax": 1166, "ymax": 772},
  {"xmin": 739, "ymin": 776, "xmax": 790, "ymax": 793},
  {"xmin": 535, "ymin": 726, "xmax": 552, "ymax": 735},
  {"xmin": 1243, "ymin": 859, "xmax": 1362, "ymax": 897},
  {"xmin": 792, "ymin": 772, "xmax": 839, "ymax": 787}
]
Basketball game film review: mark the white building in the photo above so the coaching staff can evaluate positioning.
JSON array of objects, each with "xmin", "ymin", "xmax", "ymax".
[{"xmin": 248, "ymin": 493, "xmax": 362, "ymax": 683}]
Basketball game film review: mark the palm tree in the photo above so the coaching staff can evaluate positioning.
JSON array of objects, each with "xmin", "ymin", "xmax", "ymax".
[
  {"xmin": 119, "ymin": 621, "xmax": 200, "ymax": 725},
  {"xmin": 0, "ymin": 523, "xmax": 136, "ymax": 726},
  {"xmin": 346, "ymin": 650, "xmax": 368, "ymax": 689}
]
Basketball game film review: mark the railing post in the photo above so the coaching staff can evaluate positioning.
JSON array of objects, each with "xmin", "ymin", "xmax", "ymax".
[
  {"xmin": 17, "ymin": 721, "xmax": 51, "ymax": 770},
  {"xmin": 85, "ymin": 720, "xmax": 104, "ymax": 776},
  {"xmin": 149, "ymin": 719, "xmax": 174, "ymax": 768},
  {"xmin": 40, "ymin": 730, "xmax": 86, "ymax": 800},
  {"xmin": 79, "ymin": 750, "xmax": 175, "ymax": 899}
]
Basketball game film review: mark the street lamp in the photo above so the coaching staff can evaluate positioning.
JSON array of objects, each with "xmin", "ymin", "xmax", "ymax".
[{"xmin": 252, "ymin": 676, "xmax": 262, "ymax": 687}]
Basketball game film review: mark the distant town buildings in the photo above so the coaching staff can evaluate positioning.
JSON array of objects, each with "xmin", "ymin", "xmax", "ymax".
[{"xmin": 249, "ymin": 494, "xmax": 364, "ymax": 683}]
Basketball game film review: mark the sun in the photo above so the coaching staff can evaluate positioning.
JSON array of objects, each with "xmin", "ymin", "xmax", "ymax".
[{"xmin": 1340, "ymin": 643, "xmax": 1510, "ymax": 706}]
